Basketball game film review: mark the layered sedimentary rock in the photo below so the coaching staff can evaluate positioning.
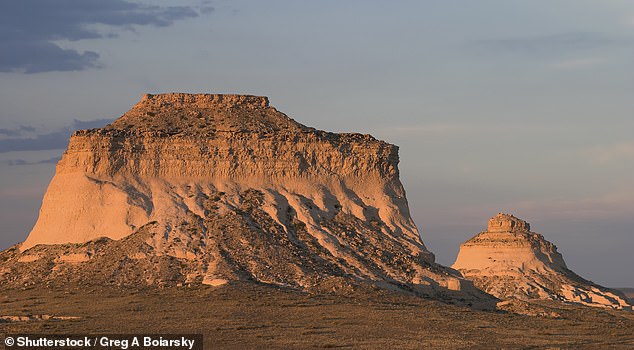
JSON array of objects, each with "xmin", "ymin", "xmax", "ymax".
[
  {"xmin": 1, "ymin": 93, "xmax": 486, "ymax": 301},
  {"xmin": 453, "ymin": 213, "xmax": 631, "ymax": 309}
]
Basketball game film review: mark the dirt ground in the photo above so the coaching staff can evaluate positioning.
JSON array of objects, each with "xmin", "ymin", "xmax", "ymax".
[{"xmin": 1, "ymin": 282, "xmax": 633, "ymax": 349}]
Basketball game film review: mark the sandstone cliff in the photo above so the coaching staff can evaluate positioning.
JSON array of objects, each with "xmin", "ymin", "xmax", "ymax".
[
  {"xmin": 1, "ymin": 93, "xmax": 487, "ymax": 302},
  {"xmin": 453, "ymin": 213, "xmax": 631, "ymax": 310}
]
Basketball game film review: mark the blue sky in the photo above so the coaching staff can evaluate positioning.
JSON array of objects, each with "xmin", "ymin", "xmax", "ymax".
[{"xmin": 0, "ymin": 0, "xmax": 633, "ymax": 286}]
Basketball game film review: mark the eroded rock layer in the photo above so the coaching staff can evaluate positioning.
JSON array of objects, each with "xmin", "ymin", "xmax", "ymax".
[
  {"xmin": 1, "ymin": 93, "xmax": 487, "ymax": 302},
  {"xmin": 453, "ymin": 213, "xmax": 631, "ymax": 310}
]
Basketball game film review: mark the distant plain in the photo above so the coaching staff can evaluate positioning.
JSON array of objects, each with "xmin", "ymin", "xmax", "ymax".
[{"xmin": 2, "ymin": 283, "xmax": 633, "ymax": 349}]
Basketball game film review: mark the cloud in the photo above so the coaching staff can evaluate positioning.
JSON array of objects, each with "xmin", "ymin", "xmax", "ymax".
[
  {"xmin": 71, "ymin": 119, "xmax": 116, "ymax": 130},
  {"xmin": 7, "ymin": 156, "xmax": 61, "ymax": 166},
  {"xmin": 550, "ymin": 57, "xmax": 607, "ymax": 70},
  {"xmin": 381, "ymin": 122, "xmax": 531, "ymax": 137},
  {"xmin": 474, "ymin": 32, "xmax": 628, "ymax": 55},
  {"xmin": 383, "ymin": 123, "xmax": 476, "ymax": 136},
  {"xmin": 200, "ymin": 1, "xmax": 215, "ymax": 14},
  {"xmin": 0, "ymin": 118, "xmax": 113, "ymax": 153},
  {"xmin": 515, "ymin": 191, "xmax": 634, "ymax": 221},
  {"xmin": 583, "ymin": 142, "xmax": 634, "ymax": 163},
  {"xmin": 0, "ymin": 125, "xmax": 36, "ymax": 137},
  {"xmin": 0, "ymin": 0, "xmax": 203, "ymax": 73}
]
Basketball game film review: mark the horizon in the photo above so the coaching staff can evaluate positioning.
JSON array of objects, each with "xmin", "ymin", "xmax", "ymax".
[{"xmin": 1, "ymin": 0, "xmax": 633, "ymax": 287}]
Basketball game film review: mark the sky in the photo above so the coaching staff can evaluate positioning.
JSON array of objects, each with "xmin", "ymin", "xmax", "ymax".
[{"xmin": 0, "ymin": 0, "xmax": 633, "ymax": 287}]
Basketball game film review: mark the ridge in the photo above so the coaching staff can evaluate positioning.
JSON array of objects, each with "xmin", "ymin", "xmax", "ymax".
[{"xmin": 103, "ymin": 93, "xmax": 309, "ymax": 135}]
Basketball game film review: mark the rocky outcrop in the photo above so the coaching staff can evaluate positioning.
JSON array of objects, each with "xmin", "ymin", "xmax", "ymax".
[
  {"xmin": 1, "ymin": 93, "xmax": 489, "ymax": 303},
  {"xmin": 23, "ymin": 94, "xmax": 413, "ymax": 251},
  {"xmin": 453, "ymin": 213, "xmax": 632, "ymax": 310}
]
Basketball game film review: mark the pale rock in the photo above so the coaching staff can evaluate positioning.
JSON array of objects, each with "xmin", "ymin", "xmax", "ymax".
[
  {"xmin": 56, "ymin": 253, "xmax": 91, "ymax": 263},
  {"xmin": 2, "ymin": 93, "xmax": 489, "ymax": 303},
  {"xmin": 0, "ymin": 315, "xmax": 81, "ymax": 323},
  {"xmin": 453, "ymin": 213, "xmax": 632, "ymax": 310},
  {"xmin": 17, "ymin": 255, "xmax": 41, "ymax": 263}
]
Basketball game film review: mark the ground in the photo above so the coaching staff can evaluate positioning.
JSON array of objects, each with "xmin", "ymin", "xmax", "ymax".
[{"xmin": 1, "ymin": 282, "xmax": 633, "ymax": 349}]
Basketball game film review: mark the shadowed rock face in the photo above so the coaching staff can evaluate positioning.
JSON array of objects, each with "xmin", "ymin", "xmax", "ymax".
[
  {"xmin": 453, "ymin": 213, "xmax": 632, "ymax": 310},
  {"xmin": 1, "ymin": 93, "xmax": 489, "ymax": 303}
]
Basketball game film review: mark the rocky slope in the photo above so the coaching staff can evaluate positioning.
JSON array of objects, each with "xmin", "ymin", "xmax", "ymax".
[
  {"xmin": 453, "ymin": 213, "xmax": 631, "ymax": 310},
  {"xmin": 0, "ymin": 93, "xmax": 487, "ymax": 303}
]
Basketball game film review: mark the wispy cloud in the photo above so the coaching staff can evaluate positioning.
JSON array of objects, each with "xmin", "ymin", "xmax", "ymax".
[
  {"xmin": 582, "ymin": 142, "xmax": 634, "ymax": 164},
  {"xmin": 549, "ymin": 57, "xmax": 607, "ymax": 70},
  {"xmin": 6, "ymin": 156, "xmax": 61, "ymax": 166},
  {"xmin": 474, "ymin": 32, "xmax": 629, "ymax": 55},
  {"xmin": 515, "ymin": 191, "xmax": 634, "ymax": 221},
  {"xmin": 384, "ymin": 123, "xmax": 475, "ymax": 136},
  {"xmin": 382, "ymin": 122, "xmax": 513, "ymax": 137},
  {"xmin": 200, "ymin": 0, "xmax": 215, "ymax": 14},
  {"xmin": 0, "ymin": 125, "xmax": 36, "ymax": 138},
  {"xmin": 0, "ymin": 118, "xmax": 113, "ymax": 153},
  {"xmin": 380, "ymin": 122, "xmax": 553, "ymax": 138},
  {"xmin": 0, "ymin": 1, "xmax": 208, "ymax": 73}
]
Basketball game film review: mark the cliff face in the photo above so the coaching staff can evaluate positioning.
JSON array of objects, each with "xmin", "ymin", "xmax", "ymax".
[
  {"xmin": 453, "ymin": 213, "xmax": 631, "ymax": 310},
  {"xmin": 3, "ymin": 93, "xmax": 486, "ymax": 300},
  {"xmin": 24, "ymin": 94, "xmax": 412, "ymax": 252}
]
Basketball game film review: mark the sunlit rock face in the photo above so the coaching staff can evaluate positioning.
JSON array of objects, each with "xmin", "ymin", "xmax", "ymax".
[
  {"xmin": 3, "ymin": 93, "xmax": 489, "ymax": 302},
  {"xmin": 486, "ymin": 213, "xmax": 530, "ymax": 233},
  {"xmin": 453, "ymin": 213, "xmax": 632, "ymax": 310},
  {"xmin": 24, "ymin": 94, "xmax": 420, "ymax": 254}
]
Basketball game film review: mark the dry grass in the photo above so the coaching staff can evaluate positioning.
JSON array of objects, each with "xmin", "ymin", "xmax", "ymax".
[{"xmin": 1, "ymin": 282, "xmax": 633, "ymax": 349}]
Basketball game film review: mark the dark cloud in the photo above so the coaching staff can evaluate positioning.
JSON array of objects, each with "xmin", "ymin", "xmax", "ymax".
[
  {"xmin": 0, "ymin": 118, "xmax": 114, "ymax": 153},
  {"xmin": 7, "ymin": 156, "xmax": 61, "ymax": 166},
  {"xmin": 200, "ymin": 6, "xmax": 215, "ymax": 15},
  {"xmin": 199, "ymin": 1, "xmax": 215, "ymax": 14},
  {"xmin": 70, "ymin": 118, "xmax": 116, "ymax": 130},
  {"xmin": 474, "ymin": 32, "xmax": 629, "ymax": 55},
  {"xmin": 0, "ymin": 129, "xmax": 21, "ymax": 137},
  {"xmin": 0, "ymin": 125, "xmax": 36, "ymax": 137},
  {"xmin": 0, "ymin": 0, "xmax": 201, "ymax": 73},
  {"xmin": 20, "ymin": 125, "xmax": 36, "ymax": 132}
]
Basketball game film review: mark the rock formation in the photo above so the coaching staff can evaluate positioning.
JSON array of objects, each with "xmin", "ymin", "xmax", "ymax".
[
  {"xmin": 453, "ymin": 213, "xmax": 631, "ymax": 310},
  {"xmin": 0, "ymin": 93, "xmax": 487, "ymax": 302}
]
